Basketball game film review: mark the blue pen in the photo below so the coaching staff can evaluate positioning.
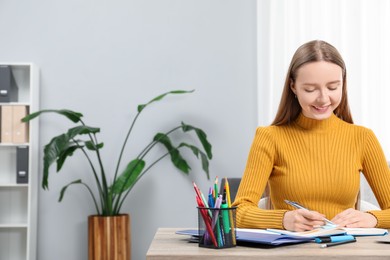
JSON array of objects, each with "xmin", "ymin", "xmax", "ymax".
[
  {"xmin": 208, "ymin": 187, "xmax": 215, "ymax": 208},
  {"xmin": 315, "ymin": 235, "xmax": 355, "ymax": 243}
]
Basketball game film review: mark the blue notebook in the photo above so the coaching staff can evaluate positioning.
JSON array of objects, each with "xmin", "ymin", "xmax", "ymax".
[{"xmin": 176, "ymin": 229, "xmax": 313, "ymax": 246}]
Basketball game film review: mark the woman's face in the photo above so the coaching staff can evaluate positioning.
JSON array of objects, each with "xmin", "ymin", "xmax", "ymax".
[{"xmin": 291, "ymin": 61, "xmax": 343, "ymax": 120}]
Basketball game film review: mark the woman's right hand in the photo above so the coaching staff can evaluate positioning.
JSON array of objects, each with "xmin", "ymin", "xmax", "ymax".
[{"xmin": 283, "ymin": 209, "xmax": 328, "ymax": 231}]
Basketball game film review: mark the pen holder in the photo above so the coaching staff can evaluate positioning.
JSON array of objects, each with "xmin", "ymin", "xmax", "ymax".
[{"xmin": 197, "ymin": 206, "xmax": 237, "ymax": 249}]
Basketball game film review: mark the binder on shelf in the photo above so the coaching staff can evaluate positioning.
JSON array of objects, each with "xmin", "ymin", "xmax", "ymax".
[
  {"xmin": 12, "ymin": 105, "xmax": 29, "ymax": 143},
  {"xmin": 16, "ymin": 146, "xmax": 29, "ymax": 184},
  {"xmin": 0, "ymin": 105, "xmax": 29, "ymax": 143},
  {"xmin": 1, "ymin": 105, "xmax": 13, "ymax": 143},
  {"xmin": 0, "ymin": 65, "xmax": 18, "ymax": 102}
]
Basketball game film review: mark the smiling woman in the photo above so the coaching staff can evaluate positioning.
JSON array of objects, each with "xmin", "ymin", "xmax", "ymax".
[
  {"xmin": 233, "ymin": 40, "xmax": 390, "ymax": 232},
  {"xmin": 257, "ymin": 0, "xmax": 390, "ymax": 209}
]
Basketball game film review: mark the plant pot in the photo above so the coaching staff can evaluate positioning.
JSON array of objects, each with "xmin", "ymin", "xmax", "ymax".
[{"xmin": 88, "ymin": 214, "xmax": 131, "ymax": 260}]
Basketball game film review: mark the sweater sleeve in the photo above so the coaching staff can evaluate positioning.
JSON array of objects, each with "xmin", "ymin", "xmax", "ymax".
[
  {"xmin": 361, "ymin": 129, "xmax": 390, "ymax": 228},
  {"xmin": 232, "ymin": 127, "xmax": 287, "ymax": 229}
]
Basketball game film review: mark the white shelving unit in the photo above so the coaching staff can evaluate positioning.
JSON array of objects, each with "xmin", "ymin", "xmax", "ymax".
[{"xmin": 0, "ymin": 63, "xmax": 39, "ymax": 260}]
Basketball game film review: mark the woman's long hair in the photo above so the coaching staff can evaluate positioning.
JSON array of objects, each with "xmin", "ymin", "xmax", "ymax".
[{"xmin": 271, "ymin": 40, "xmax": 353, "ymax": 126}]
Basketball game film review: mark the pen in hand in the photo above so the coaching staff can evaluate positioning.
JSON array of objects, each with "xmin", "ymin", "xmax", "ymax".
[{"xmin": 284, "ymin": 199, "xmax": 336, "ymax": 226}]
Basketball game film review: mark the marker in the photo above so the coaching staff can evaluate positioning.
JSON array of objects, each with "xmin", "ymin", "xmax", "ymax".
[
  {"xmin": 221, "ymin": 189, "xmax": 231, "ymax": 245},
  {"xmin": 320, "ymin": 238, "xmax": 357, "ymax": 248},
  {"xmin": 315, "ymin": 235, "xmax": 355, "ymax": 243},
  {"xmin": 284, "ymin": 199, "xmax": 336, "ymax": 226}
]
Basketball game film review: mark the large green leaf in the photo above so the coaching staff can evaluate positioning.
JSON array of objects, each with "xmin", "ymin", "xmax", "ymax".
[
  {"xmin": 59, "ymin": 179, "xmax": 82, "ymax": 202},
  {"xmin": 111, "ymin": 159, "xmax": 146, "ymax": 194},
  {"xmin": 42, "ymin": 134, "xmax": 71, "ymax": 189},
  {"xmin": 56, "ymin": 144, "xmax": 79, "ymax": 172},
  {"xmin": 67, "ymin": 125, "xmax": 100, "ymax": 137},
  {"xmin": 153, "ymin": 133, "xmax": 191, "ymax": 173},
  {"xmin": 21, "ymin": 109, "xmax": 83, "ymax": 123},
  {"xmin": 137, "ymin": 90, "xmax": 194, "ymax": 113},
  {"xmin": 181, "ymin": 122, "xmax": 213, "ymax": 159},
  {"xmin": 178, "ymin": 143, "xmax": 210, "ymax": 179},
  {"xmin": 59, "ymin": 179, "xmax": 101, "ymax": 214},
  {"xmin": 42, "ymin": 125, "xmax": 101, "ymax": 189},
  {"xmin": 85, "ymin": 140, "xmax": 104, "ymax": 151}
]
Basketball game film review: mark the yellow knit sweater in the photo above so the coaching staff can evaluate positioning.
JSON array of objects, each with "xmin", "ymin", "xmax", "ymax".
[{"xmin": 233, "ymin": 113, "xmax": 390, "ymax": 229}]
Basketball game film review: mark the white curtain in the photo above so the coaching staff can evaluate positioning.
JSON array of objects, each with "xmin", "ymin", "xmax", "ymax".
[{"xmin": 257, "ymin": 0, "xmax": 390, "ymax": 205}]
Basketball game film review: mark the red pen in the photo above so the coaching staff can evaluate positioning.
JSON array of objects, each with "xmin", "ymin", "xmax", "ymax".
[{"xmin": 193, "ymin": 182, "xmax": 203, "ymax": 200}]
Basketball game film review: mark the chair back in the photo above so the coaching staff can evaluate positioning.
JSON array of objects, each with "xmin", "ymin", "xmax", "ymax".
[
  {"xmin": 219, "ymin": 178, "xmax": 241, "ymax": 202},
  {"xmin": 220, "ymin": 178, "xmax": 273, "ymax": 209}
]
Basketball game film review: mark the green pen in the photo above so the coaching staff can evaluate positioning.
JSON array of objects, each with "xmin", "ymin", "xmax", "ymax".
[{"xmin": 221, "ymin": 189, "xmax": 232, "ymax": 246}]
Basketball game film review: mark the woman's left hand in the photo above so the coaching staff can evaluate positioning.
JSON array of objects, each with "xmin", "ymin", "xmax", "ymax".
[{"xmin": 331, "ymin": 208, "xmax": 378, "ymax": 228}]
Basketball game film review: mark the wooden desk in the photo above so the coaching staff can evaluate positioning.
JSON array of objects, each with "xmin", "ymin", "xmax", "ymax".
[{"xmin": 146, "ymin": 228, "xmax": 390, "ymax": 259}]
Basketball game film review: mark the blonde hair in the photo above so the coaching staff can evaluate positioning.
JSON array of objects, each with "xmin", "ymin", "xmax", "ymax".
[{"xmin": 272, "ymin": 40, "xmax": 353, "ymax": 126}]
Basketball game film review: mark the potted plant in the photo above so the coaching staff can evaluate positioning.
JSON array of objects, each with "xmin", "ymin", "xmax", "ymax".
[{"xmin": 22, "ymin": 90, "xmax": 212, "ymax": 260}]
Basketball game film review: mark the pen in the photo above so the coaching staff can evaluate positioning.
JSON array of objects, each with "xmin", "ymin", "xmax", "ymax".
[
  {"xmin": 212, "ymin": 194, "xmax": 224, "ymax": 247},
  {"xmin": 284, "ymin": 199, "xmax": 336, "ymax": 226},
  {"xmin": 208, "ymin": 187, "xmax": 215, "ymax": 208},
  {"xmin": 193, "ymin": 182, "xmax": 212, "ymax": 217},
  {"xmin": 211, "ymin": 195, "xmax": 223, "ymax": 228},
  {"xmin": 315, "ymin": 235, "xmax": 355, "ymax": 243},
  {"xmin": 320, "ymin": 238, "xmax": 356, "ymax": 248}
]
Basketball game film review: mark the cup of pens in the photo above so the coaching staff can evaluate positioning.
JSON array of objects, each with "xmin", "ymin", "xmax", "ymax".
[
  {"xmin": 193, "ymin": 178, "xmax": 236, "ymax": 248},
  {"xmin": 197, "ymin": 206, "xmax": 237, "ymax": 248}
]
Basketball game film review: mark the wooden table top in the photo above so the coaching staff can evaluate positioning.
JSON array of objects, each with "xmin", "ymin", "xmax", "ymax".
[{"xmin": 146, "ymin": 228, "xmax": 390, "ymax": 260}]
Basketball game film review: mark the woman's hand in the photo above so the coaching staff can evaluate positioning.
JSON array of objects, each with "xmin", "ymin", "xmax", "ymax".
[
  {"xmin": 331, "ymin": 208, "xmax": 378, "ymax": 228},
  {"xmin": 283, "ymin": 209, "xmax": 328, "ymax": 231}
]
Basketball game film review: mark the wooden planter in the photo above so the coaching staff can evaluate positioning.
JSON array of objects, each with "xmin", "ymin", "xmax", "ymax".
[{"xmin": 88, "ymin": 214, "xmax": 131, "ymax": 260}]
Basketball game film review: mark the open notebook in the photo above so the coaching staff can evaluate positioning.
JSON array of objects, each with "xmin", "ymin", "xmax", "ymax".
[
  {"xmin": 177, "ymin": 227, "xmax": 388, "ymax": 246},
  {"xmin": 265, "ymin": 226, "xmax": 388, "ymax": 238}
]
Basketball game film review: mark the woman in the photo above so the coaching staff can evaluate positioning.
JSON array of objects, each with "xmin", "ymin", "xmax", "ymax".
[{"xmin": 233, "ymin": 40, "xmax": 390, "ymax": 231}]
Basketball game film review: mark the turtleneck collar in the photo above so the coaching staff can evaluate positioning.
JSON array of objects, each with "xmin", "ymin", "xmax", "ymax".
[{"xmin": 294, "ymin": 113, "xmax": 340, "ymax": 132}]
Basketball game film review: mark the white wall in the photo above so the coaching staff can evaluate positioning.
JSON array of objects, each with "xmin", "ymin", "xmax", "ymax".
[{"xmin": 0, "ymin": 1, "xmax": 257, "ymax": 259}]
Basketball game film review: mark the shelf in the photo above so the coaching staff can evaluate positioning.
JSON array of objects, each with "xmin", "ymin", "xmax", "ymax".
[
  {"xmin": 0, "ymin": 223, "xmax": 28, "ymax": 228},
  {"xmin": 0, "ymin": 184, "xmax": 28, "ymax": 188},
  {"xmin": 0, "ymin": 143, "xmax": 29, "ymax": 147},
  {"xmin": 0, "ymin": 102, "xmax": 30, "ymax": 106},
  {"xmin": 0, "ymin": 63, "xmax": 38, "ymax": 260}
]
